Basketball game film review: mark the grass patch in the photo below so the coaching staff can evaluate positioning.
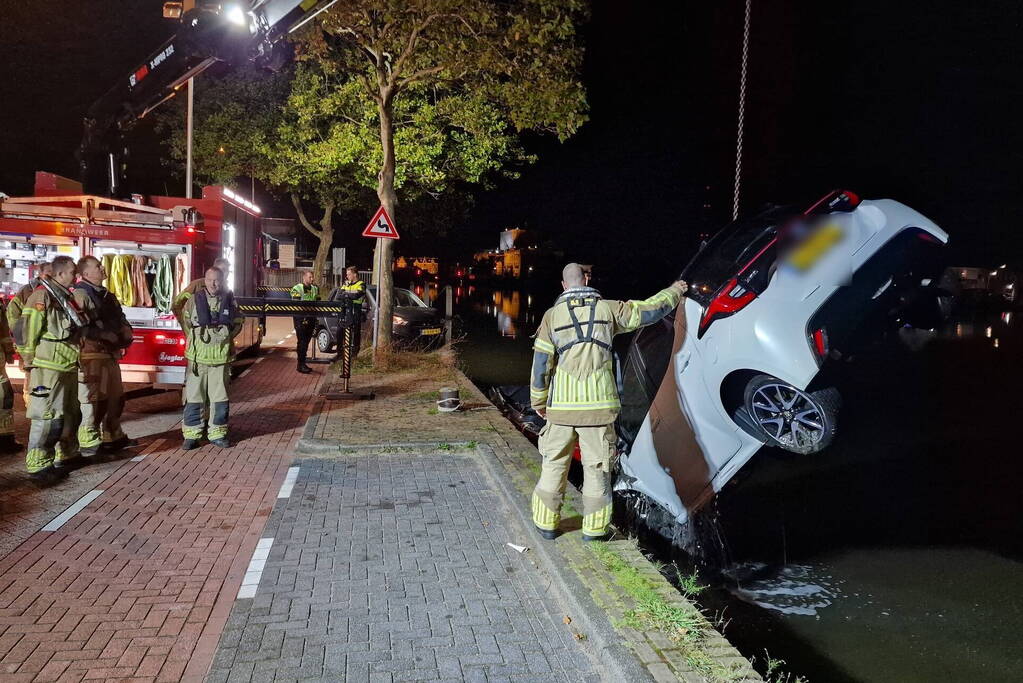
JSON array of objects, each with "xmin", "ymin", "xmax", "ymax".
[
  {"xmin": 435, "ymin": 441, "xmax": 477, "ymax": 452},
  {"xmin": 588, "ymin": 542, "xmax": 703, "ymax": 646},
  {"xmin": 409, "ymin": 390, "xmax": 441, "ymax": 400},
  {"xmin": 351, "ymin": 345, "xmax": 458, "ymax": 379},
  {"xmin": 588, "ymin": 542, "xmax": 751, "ymax": 682}
]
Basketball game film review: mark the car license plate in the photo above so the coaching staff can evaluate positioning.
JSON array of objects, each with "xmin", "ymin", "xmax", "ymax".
[
  {"xmin": 786, "ymin": 222, "xmax": 844, "ymax": 271},
  {"xmin": 421, "ymin": 328, "xmax": 442, "ymax": 336}
]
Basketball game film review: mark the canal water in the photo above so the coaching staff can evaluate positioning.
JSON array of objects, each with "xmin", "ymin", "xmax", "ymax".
[{"xmin": 425, "ymin": 282, "xmax": 1023, "ymax": 683}]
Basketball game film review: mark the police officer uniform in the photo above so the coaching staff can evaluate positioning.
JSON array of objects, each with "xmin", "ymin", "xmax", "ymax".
[
  {"xmin": 530, "ymin": 282, "xmax": 685, "ymax": 540},
  {"xmin": 290, "ymin": 282, "xmax": 319, "ymax": 372},
  {"xmin": 338, "ymin": 277, "xmax": 366, "ymax": 357},
  {"xmin": 173, "ymin": 286, "xmax": 243, "ymax": 447},
  {"xmin": 72, "ymin": 279, "xmax": 134, "ymax": 456}
]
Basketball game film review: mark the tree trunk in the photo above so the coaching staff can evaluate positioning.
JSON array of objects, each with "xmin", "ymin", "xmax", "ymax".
[
  {"xmin": 375, "ymin": 91, "xmax": 398, "ymax": 355},
  {"xmin": 312, "ymin": 226, "xmax": 334, "ymax": 285}
]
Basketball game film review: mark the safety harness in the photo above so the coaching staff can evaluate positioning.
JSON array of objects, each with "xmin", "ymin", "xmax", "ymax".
[
  {"xmin": 193, "ymin": 289, "xmax": 235, "ymax": 329},
  {"xmin": 552, "ymin": 289, "xmax": 613, "ymax": 354}
]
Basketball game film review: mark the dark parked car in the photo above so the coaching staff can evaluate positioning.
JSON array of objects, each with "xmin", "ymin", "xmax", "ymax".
[{"xmin": 314, "ymin": 286, "xmax": 444, "ymax": 353}]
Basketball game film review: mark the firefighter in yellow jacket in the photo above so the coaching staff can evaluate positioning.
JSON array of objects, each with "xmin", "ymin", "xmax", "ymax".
[
  {"xmin": 15, "ymin": 256, "xmax": 85, "ymax": 484},
  {"xmin": 0, "ymin": 298, "xmax": 21, "ymax": 454},
  {"xmin": 172, "ymin": 267, "xmax": 243, "ymax": 449},
  {"xmin": 8, "ymin": 261, "xmax": 52, "ymax": 410},
  {"xmin": 72, "ymin": 256, "xmax": 135, "ymax": 457},
  {"xmin": 530, "ymin": 263, "xmax": 687, "ymax": 541}
]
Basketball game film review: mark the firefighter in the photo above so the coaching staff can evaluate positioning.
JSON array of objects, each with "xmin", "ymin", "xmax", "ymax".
[
  {"xmin": 0, "ymin": 298, "xmax": 21, "ymax": 454},
  {"xmin": 8, "ymin": 261, "xmax": 52, "ymax": 409},
  {"xmin": 530, "ymin": 263, "xmax": 687, "ymax": 541},
  {"xmin": 173, "ymin": 267, "xmax": 243, "ymax": 449},
  {"xmin": 338, "ymin": 266, "xmax": 366, "ymax": 358},
  {"xmin": 15, "ymin": 256, "xmax": 84, "ymax": 483},
  {"xmin": 289, "ymin": 270, "xmax": 319, "ymax": 374},
  {"xmin": 71, "ymin": 256, "xmax": 134, "ymax": 457},
  {"xmin": 180, "ymin": 257, "xmax": 231, "ymax": 297}
]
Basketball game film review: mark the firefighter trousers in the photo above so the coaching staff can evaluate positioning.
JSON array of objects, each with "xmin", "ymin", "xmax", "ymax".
[
  {"xmin": 531, "ymin": 422, "xmax": 616, "ymax": 537},
  {"xmin": 183, "ymin": 361, "xmax": 230, "ymax": 441},
  {"xmin": 25, "ymin": 367, "xmax": 77, "ymax": 473},
  {"xmin": 77, "ymin": 356, "xmax": 126, "ymax": 454}
]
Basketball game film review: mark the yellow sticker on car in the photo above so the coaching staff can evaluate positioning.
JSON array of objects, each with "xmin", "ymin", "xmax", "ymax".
[{"xmin": 421, "ymin": 328, "xmax": 442, "ymax": 336}]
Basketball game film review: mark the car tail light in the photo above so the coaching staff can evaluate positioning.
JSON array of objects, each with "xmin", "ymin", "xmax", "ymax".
[
  {"xmin": 811, "ymin": 327, "xmax": 829, "ymax": 362},
  {"xmin": 698, "ymin": 278, "xmax": 757, "ymax": 338}
]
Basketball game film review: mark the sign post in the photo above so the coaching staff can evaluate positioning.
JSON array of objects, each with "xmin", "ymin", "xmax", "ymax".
[{"xmin": 361, "ymin": 206, "xmax": 400, "ymax": 352}]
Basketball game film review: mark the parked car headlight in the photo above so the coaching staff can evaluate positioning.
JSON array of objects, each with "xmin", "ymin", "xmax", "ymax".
[{"xmin": 392, "ymin": 315, "xmax": 408, "ymax": 326}]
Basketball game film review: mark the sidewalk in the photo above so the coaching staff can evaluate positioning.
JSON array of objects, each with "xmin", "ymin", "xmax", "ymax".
[{"xmin": 0, "ymin": 348, "xmax": 322, "ymax": 682}]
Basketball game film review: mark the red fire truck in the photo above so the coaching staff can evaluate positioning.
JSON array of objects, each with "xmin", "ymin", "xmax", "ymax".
[{"xmin": 0, "ymin": 172, "xmax": 265, "ymax": 386}]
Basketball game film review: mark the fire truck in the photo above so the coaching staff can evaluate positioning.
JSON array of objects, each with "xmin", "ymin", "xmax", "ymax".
[{"xmin": 0, "ymin": 172, "xmax": 266, "ymax": 386}]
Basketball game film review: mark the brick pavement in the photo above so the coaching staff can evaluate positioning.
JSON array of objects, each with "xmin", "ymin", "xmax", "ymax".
[
  {"xmin": 209, "ymin": 455, "xmax": 605, "ymax": 683},
  {"xmin": 0, "ymin": 348, "xmax": 321, "ymax": 682}
]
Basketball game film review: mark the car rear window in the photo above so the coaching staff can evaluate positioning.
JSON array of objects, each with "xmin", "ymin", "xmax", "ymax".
[{"xmin": 682, "ymin": 206, "xmax": 796, "ymax": 305}]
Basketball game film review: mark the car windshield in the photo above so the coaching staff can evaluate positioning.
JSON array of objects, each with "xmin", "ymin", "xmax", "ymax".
[
  {"xmin": 682, "ymin": 206, "xmax": 795, "ymax": 304},
  {"xmin": 366, "ymin": 287, "xmax": 427, "ymax": 308}
]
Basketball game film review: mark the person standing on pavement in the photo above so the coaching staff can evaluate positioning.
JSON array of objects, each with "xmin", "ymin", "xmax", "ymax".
[
  {"xmin": 290, "ymin": 270, "xmax": 319, "ymax": 374},
  {"xmin": 173, "ymin": 267, "xmax": 243, "ymax": 450},
  {"xmin": 338, "ymin": 266, "xmax": 366, "ymax": 358},
  {"xmin": 71, "ymin": 256, "xmax": 135, "ymax": 458},
  {"xmin": 0, "ymin": 298, "xmax": 21, "ymax": 454},
  {"xmin": 14, "ymin": 256, "xmax": 85, "ymax": 484},
  {"xmin": 529, "ymin": 263, "xmax": 687, "ymax": 541},
  {"xmin": 8, "ymin": 261, "xmax": 53, "ymax": 409}
]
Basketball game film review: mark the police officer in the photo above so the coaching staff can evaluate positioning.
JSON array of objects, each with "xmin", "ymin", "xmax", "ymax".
[
  {"xmin": 72, "ymin": 256, "xmax": 135, "ymax": 458},
  {"xmin": 290, "ymin": 270, "xmax": 319, "ymax": 374},
  {"xmin": 338, "ymin": 266, "xmax": 366, "ymax": 357},
  {"xmin": 173, "ymin": 267, "xmax": 243, "ymax": 449},
  {"xmin": 15, "ymin": 256, "xmax": 84, "ymax": 483},
  {"xmin": 0, "ymin": 298, "xmax": 20, "ymax": 454},
  {"xmin": 530, "ymin": 263, "xmax": 687, "ymax": 541},
  {"xmin": 8, "ymin": 261, "xmax": 52, "ymax": 409}
]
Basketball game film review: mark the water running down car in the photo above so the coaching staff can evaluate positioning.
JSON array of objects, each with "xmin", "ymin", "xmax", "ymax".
[{"xmin": 614, "ymin": 190, "xmax": 949, "ymax": 542}]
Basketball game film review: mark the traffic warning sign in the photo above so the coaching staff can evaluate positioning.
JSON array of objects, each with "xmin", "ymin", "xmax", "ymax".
[{"xmin": 361, "ymin": 206, "xmax": 400, "ymax": 240}]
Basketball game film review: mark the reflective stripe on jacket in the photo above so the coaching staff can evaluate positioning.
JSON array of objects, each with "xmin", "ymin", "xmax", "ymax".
[
  {"xmin": 530, "ymin": 284, "xmax": 684, "ymax": 426},
  {"xmin": 339, "ymin": 280, "xmax": 366, "ymax": 305}
]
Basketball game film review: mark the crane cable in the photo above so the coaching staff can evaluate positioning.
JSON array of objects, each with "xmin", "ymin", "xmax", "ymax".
[{"xmin": 732, "ymin": 0, "xmax": 752, "ymax": 221}]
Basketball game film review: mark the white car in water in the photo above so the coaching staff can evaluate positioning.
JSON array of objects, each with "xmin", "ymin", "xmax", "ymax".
[{"xmin": 615, "ymin": 191, "xmax": 949, "ymax": 537}]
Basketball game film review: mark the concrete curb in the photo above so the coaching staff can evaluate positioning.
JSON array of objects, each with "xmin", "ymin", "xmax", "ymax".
[{"xmin": 473, "ymin": 443, "xmax": 653, "ymax": 683}]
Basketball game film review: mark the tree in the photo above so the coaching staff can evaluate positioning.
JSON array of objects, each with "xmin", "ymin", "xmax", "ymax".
[
  {"xmin": 296, "ymin": 0, "xmax": 589, "ymax": 347},
  {"xmin": 157, "ymin": 65, "xmax": 371, "ymax": 279}
]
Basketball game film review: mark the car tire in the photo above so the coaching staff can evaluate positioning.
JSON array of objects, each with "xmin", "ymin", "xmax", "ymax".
[
  {"xmin": 743, "ymin": 374, "xmax": 839, "ymax": 455},
  {"xmin": 316, "ymin": 328, "xmax": 335, "ymax": 353}
]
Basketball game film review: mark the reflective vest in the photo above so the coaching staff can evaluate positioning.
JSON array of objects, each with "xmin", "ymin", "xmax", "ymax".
[
  {"xmin": 530, "ymin": 285, "xmax": 684, "ymax": 426},
  {"xmin": 290, "ymin": 283, "xmax": 320, "ymax": 301},
  {"xmin": 340, "ymin": 279, "xmax": 366, "ymax": 305}
]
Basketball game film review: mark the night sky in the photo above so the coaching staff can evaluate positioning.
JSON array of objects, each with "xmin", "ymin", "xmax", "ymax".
[{"xmin": 1, "ymin": 1, "xmax": 1021, "ymax": 290}]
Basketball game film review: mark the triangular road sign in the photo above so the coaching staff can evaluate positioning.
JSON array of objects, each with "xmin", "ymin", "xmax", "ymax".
[{"xmin": 361, "ymin": 206, "xmax": 400, "ymax": 240}]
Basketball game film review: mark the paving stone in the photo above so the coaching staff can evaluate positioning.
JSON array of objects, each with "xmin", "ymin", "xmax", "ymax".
[{"xmin": 208, "ymin": 456, "xmax": 602, "ymax": 681}]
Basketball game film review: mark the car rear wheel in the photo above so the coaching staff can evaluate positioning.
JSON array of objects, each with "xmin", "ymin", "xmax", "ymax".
[
  {"xmin": 743, "ymin": 375, "xmax": 839, "ymax": 454},
  {"xmin": 316, "ymin": 328, "xmax": 335, "ymax": 353}
]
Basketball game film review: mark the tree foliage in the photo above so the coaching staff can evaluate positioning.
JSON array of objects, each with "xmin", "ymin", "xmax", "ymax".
[{"xmin": 295, "ymin": 0, "xmax": 589, "ymax": 347}]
